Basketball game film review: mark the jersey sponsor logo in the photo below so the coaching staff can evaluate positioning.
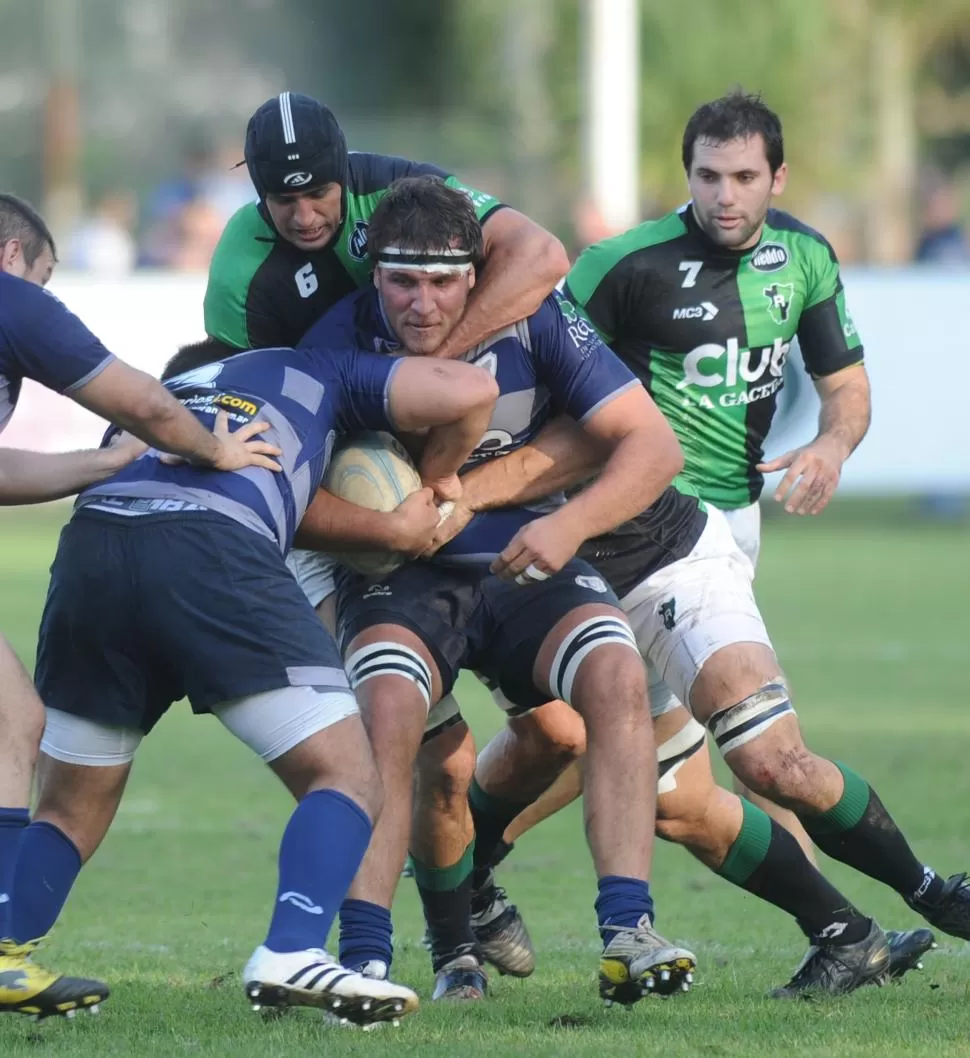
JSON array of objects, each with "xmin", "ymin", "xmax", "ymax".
[
  {"xmin": 576, "ymin": 574, "xmax": 608, "ymax": 593},
  {"xmin": 178, "ymin": 389, "xmax": 260, "ymax": 424},
  {"xmin": 456, "ymin": 184, "xmax": 494, "ymax": 211},
  {"xmin": 557, "ymin": 293, "xmax": 599, "ymax": 358},
  {"xmin": 676, "ymin": 337, "xmax": 790, "ymax": 408},
  {"xmin": 672, "ymin": 302, "xmax": 718, "ymax": 321},
  {"xmin": 763, "ymin": 283, "xmax": 794, "ymax": 325},
  {"xmin": 348, "ymin": 220, "xmax": 369, "ymax": 261},
  {"xmin": 215, "ymin": 393, "xmax": 258, "ymax": 417},
  {"xmin": 283, "ymin": 171, "xmax": 314, "ymax": 187},
  {"xmin": 750, "ymin": 242, "xmax": 790, "ymax": 272},
  {"xmin": 362, "ymin": 583, "xmax": 392, "ymax": 599},
  {"xmin": 295, "ymin": 262, "xmax": 319, "ymax": 298},
  {"xmin": 167, "ymin": 362, "xmax": 224, "ymax": 388}
]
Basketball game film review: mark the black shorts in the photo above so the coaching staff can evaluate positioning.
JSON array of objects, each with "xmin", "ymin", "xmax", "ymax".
[
  {"xmin": 336, "ymin": 559, "xmax": 623, "ymax": 712},
  {"xmin": 36, "ymin": 509, "xmax": 347, "ymax": 734}
]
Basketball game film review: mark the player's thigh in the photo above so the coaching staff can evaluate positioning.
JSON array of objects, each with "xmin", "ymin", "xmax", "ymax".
[
  {"xmin": 620, "ymin": 507, "xmax": 775, "ymax": 725},
  {"xmin": 718, "ymin": 501, "xmax": 761, "ymax": 569},
  {"xmin": 478, "ymin": 560, "xmax": 643, "ymax": 722}
]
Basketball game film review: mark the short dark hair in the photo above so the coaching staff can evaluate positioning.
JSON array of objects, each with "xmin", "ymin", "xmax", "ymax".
[
  {"xmin": 682, "ymin": 91, "xmax": 784, "ymax": 174},
  {"xmin": 367, "ymin": 176, "xmax": 484, "ymax": 266},
  {"xmin": 0, "ymin": 193, "xmax": 58, "ymax": 264},
  {"xmin": 161, "ymin": 337, "xmax": 236, "ymax": 381}
]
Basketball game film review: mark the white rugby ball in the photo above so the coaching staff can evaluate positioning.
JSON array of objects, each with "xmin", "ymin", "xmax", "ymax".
[{"xmin": 324, "ymin": 432, "xmax": 422, "ymax": 576}]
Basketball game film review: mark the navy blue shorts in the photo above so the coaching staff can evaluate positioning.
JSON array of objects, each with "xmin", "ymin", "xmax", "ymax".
[
  {"xmin": 336, "ymin": 559, "xmax": 623, "ymax": 712},
  {"xmin": 36, "ymin": 510, "xmax": 346, "ymax": 734}
]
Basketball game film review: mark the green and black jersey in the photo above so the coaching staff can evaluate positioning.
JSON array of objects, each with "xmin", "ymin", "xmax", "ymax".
[
  {"xmin": 565, "ymin": 205, "xmax": 863, "ymax": 508},
  {"xmin": 204, "ymin": 153, "xmax": 504, "ymax": 351}
]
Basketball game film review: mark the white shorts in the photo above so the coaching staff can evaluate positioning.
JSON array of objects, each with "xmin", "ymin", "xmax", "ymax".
[
  {"xmin": 621, "ymin": 506, "xmax": 773, "ymax": 717},
  {"xmin": 41, "ymin": 685, "xmax": 359, "ymax": 767},
  {"xmin": 286, "ymin": 549, "xmax": 339, "ymax": 609},
  {"xmin": 720, "ymin": 501, "xmax": 762, "ymax": 569}
]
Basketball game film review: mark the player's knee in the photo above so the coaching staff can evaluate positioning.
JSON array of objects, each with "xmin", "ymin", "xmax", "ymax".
[
  {"xmin": 417, "ymin": 727, "xmax": 476, "ymax": 811},
  {"xmin": 510, "ymin": 705, "xmax": 587, "ymax": 769}
]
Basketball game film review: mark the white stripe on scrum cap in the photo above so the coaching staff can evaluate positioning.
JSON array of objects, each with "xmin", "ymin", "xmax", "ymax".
[{"xmin": 279, "ymin": 91, "xmax": 297, "ymax": 145}]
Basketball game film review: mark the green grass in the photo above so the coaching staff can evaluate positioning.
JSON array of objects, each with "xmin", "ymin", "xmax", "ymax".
[{"xmin": 1, "ymin": 500, "xmax": 969, "ymax": 1057}]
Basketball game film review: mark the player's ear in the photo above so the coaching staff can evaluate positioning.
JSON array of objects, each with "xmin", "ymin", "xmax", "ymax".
[
  {"xmin": 466, "ymin": 268, "xmax": 476, "ymax": 292},
  {"xmin": 372, "ymin": 267, "xmax": 381, "ymax": 291},
  {"xmin": 0, "ymin": 238, "xmax": 23, "ymax": 274},
  {"xmin": 771, "ymin": 162, "xmax": 789, "ymax": 197}
]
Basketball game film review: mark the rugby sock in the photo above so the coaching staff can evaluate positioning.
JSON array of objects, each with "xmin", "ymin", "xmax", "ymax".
[
  {"xmin": 413, "ymin": 842, "xmax": 477, "ymax": 971},
  {"xmin": 469, "ymin": 778, "xmax": 529, "ymax": 888},
  {"xmin": 0, "ymin": 807, "xmax": 30, "ymax": 937},
  {"xmin": 265, "ymin": 789, "xmax": 372, "ymax": 954},
  {"xmin": 799, "ymin": 762, "xmax": 945, "ymax": 904},
  {"xmin": 595, "ymin": 876, "xmax": 654, "ymax": 946},
  {"xmin": 7, "ymin": 822, "xmax": 81, "ymax": 944},
  {"xmin": 338, "ymin": 898, "xmax": 393, "ymax": 973},
  {"xmin": 718, "ymin": 800, "xmax": 870, "ymax": 945}
]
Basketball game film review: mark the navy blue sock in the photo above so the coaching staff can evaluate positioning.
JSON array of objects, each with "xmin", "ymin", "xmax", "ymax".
[
  {"xmin": 338, "ymin": 898, "xmax": 393, "ymax": 972},
  {"xmin": 7, "ymin": 821, "xmax": 81, "ymax": 944},
  {"xmin": 0, "ymin": 807, "xmax": 30, "ymax": 938},
  {"xmin": 265, "ymin": 789, "xmax": 373, "ymax": 954},
  {"xmin": 595, "ymin": 875, "xmax": 654, "ymax": 946}
]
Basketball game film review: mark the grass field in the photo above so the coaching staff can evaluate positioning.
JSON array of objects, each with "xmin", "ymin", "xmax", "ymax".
[{"xmin": 0, "ymin": 500, "xmax": 968, "ymax": 1057}]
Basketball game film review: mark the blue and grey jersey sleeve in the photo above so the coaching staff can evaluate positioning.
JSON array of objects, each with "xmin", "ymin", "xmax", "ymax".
[
  {"xmin": 0, "ymin": 278, "xmax": 116, "ymax": 394},
  {"xmin": 529, "ymin": 292, "xmax": 641, "ymax": 423},
  {"xmin": 331, "ymin": 347, "xmax": 403, "ymax": 434}
]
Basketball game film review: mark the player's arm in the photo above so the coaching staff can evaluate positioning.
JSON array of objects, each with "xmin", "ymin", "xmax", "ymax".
[
  {"xmin": 387, "ymin": 358, "xmax": 499, "ymax": 500},
  {"xmin": 73, "ymin": 361, "xmax": 282, "ymax": 473},
  {"xmin": 757, "ymin": 241, "xmax": 868, "ymax": 516},
  {"xmin": 432, "ymin": 207, "xmax": 569, "ymax": 360},
  {"xmin": 421, "ymin": 416, "xmax": 607, "ymax": 555},
  {"xmin": 0, "ymin": 434, "xmax": 146, "ymax": 505},
  {"xmin": 491, "ymin": 386, "xmax": 683, "ymax": 581},
  {"xmin": 293, "ymin": 488, "xmax": 441, "ymax": 556}
]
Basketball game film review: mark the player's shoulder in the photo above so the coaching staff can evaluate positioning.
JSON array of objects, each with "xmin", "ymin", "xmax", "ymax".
[
  {"xmin": 762, "ymin": 209, "xmax": 839, "ymax": 264},
  {"xmin": 570, "ymin": 209, "xmax": 689, "ymax": 291},
  {"xmin": 0, "ymin": 272, "xmax": 71, "ymax": 332},
  {"xmin": 207, "ymin": 201, "xmax": 276, "ymax": 288},
  {"xmin": 346, "ymin": 151, "xmax": 448, "ymax": 197}
]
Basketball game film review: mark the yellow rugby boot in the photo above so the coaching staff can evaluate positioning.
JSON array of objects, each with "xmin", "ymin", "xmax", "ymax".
[{"xmin": 0, "ymin": 939, "xmax": 109, "ymax": 1019}]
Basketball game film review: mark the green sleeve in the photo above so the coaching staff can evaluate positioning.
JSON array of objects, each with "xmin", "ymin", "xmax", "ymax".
[
  {"xmin": 203, "ymin": 204, "xmax": 275, "ymax": 351},
  {"xmin": 797, "ymin": 237, "xmax": 864, "ymax": 377},
  {"xmin": 564, "ymin": 241, "xmax": 632, "ymax": 344},
  {"xmin": 443, "ymin": 176, "xmax": 504, "ymax": 224}
]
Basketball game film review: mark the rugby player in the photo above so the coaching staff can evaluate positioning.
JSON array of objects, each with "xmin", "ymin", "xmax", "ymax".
[
  {"xmin": 0, "ymin": 193, "xmax": 282, "ymax": 1017},
  {"xmin": 298, "ymin": 176, "xmax": 696, "ymax": 1005},
  {"xmin": 448, "ymin": 94, "xmax": 970, "ymax": 991},
  {"xmin": 0, "ymin": 334, "xmax": 499, "ymax": 1024}
]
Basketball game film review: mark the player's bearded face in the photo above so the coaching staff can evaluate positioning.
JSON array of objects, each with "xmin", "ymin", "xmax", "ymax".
[
  {"xmin": 265, "ymin": 183, "xmax": 343, "ymax": 250},
  {"xmin": 377, "ymin": 266, "xmax": 474, "ymax": 356},
  {"xmin": 688, "ymin": 135, "xmax": 788, "ymax": 250}
]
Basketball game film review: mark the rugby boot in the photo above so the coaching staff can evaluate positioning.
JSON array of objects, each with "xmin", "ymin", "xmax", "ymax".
[
  {"xmin": 0, "ymin": 939, "xmax": 108, "ymax": 1019},
  {"xmin": 885, "ymin": 928, "xmax": 937, "ymax": 980},
  {"xmin": 243, "ymin": 945, "xmax": 418, "ymax": 1027},
  {"xmin": 771, "ymin": 920, "xmax": 891, "ymax": 998},
  {"xmin": 599, "ymin": 916, "xmax": 696, "ymax": 1004},
  {"xmin": 906, "ymin": 872, "xmax": 970, "ymax": 941},
  {"xmin": 470, "ymin": 870, "xmax": 535, "ymax": 978},
  {"xmin": 431, "ymin": 950, "xmax": 488, "ymax": 1001}
]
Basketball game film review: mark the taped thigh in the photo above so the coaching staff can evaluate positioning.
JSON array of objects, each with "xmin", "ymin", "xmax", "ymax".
[
  {"xmin": 345, "ymin": 640, "xmax": 433, "ymax": 710},
  {"xmin": 547, "ymin": 614, "xmax": 640, "ymax": 706},
  {"xmin": 656, "ymin": 716, "xmax": 707, "ymax": 794},
  {"xmin": 214, "ymin": 684, "xmax": 359, "ymax": 763},
  {"xmin": 41, "ymin": 707, "xmax": 143, "ymax": 767},
  {"xmin": 707, "ymin": 681, "xmax": 795, "ymax": 757}
]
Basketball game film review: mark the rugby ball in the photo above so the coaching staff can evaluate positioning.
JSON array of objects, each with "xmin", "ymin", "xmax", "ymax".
[{"xmin": 324, "ymin": 432, "xmax": 422, "ymax": 576}]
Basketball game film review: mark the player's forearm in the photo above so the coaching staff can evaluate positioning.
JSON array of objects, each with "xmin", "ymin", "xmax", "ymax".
[
  {"xmin": 816, "ymin": 373, "xmax": 871, "ymax": 460},
  {"xmin": 550, "ymin": 428, "xmax": 683, "ymax": 541},
  {"xmin": 294, "ymin": 489, "xmax": 404, "ymax": 553},
  {"xmin": 0, "ymin": 446, "xmax": 131, "ymax": 505},
  {"xmin": 433, "ymin": 224, "xmax": 568, "ymax": 360},
  {"xmin": 418, "ymin": 399, "xmax": 496, "ymax": 487},
  {"xmin": 460, "ymin": 417, "xmax": 605, "ymax": 513}
]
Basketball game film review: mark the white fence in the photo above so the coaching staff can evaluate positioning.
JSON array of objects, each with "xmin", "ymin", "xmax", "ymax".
[{"xmin": 5, "ymin": 268, "xmax": 970, "ymax": 494}]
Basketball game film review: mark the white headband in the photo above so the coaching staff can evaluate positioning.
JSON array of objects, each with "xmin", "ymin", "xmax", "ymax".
[{"xmin": 375, "ymin": 246, "xmax": 474, "ymax": 274}]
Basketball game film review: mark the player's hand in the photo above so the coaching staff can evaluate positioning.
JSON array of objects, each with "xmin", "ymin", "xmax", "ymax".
[
  {"xmin": 757, "ymin": 436, "xmax": 848, "ymax": 515},
  {"xmin": 419, "ymin": 499, "xmax": 475, "ymax": 559},
  {"xmin": 105, "ymin": 430, "xmax": 148, "ymax": 468},
  {"xmin": 205, "ymin": 410, "xmax": 282, "ymax": 472},
  {"xmin": 490, "ymin": 511, "xmax": 585, "ymax": 583},
  {"xmin": 386, "ymin": 488, "xmax": 443, "ymax": 556},
  {"xmin": 423, "ymin": 473, "xmax": 462, "ymax": 504}
]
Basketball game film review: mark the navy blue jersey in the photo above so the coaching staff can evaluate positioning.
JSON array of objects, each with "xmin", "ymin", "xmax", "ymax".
[
  {"xmin": 80, "ymin": 345, "xmax": 401, "ymax": 552},
  {"xmin": 0, "ymin": 273, "xmax": 116, "ymax": 432},
  {"xmin": 301, "ymin": 289, "xmax": 640, "ymax": 563}
]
